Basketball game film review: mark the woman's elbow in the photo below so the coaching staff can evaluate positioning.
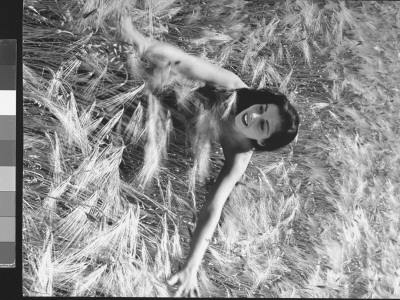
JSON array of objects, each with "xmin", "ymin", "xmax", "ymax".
[
  {"xmin": 229, "ymin": 75, "xmax": 248, "ymax": 90},
  {"xmin": 199, "ymin": 203, "xmax": 221, "ymax": 222}
]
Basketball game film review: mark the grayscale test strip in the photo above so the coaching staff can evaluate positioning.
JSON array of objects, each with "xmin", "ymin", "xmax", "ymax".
[{"xmin": 0, "ymin": 39, "xmax": 16, "ymax": 267}]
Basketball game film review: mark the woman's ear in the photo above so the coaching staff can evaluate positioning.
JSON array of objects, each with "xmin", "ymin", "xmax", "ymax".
[{"xmin": 256, "ymin": 139, "xmax": 266, "ymax": 147}]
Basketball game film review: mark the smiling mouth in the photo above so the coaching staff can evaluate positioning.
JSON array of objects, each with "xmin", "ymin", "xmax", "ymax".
[{"xmin": 242, "ymin": 113, "xmax": 248, "ymax": 126}]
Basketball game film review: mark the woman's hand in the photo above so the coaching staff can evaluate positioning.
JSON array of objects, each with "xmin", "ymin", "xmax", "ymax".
[
  {"xmin": 117, "ymin": 10, "xmax": 151, "ymax": 56},
  {"xmin": 117, "ymin": 12, "xmax": 178, "ymax": 68},
  {"xmin": 167, "ymin": 267, "xmax": 200, "ymax": 297}
]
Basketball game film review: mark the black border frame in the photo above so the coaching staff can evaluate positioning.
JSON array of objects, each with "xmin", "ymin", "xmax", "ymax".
[{"xmin": 0, "ymin": 0, "xmax": 22, "ymax": 298}]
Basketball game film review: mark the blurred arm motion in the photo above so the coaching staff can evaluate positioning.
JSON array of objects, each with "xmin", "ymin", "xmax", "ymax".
[{"xmin": 119, "ymin": 14, "xmax": 248, "ymax": 90}]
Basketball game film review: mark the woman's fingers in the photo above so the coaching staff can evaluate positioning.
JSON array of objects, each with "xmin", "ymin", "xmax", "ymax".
[
  {"xmin": 194, "ymin": 287, "xmax": 200, "ymax": 297},
  {"xmin": 117, "ymin": 15, "xmax": 131, "ymax": 42},
  {"xmin": 117, "ymin": 6, "xmax": 129, "ymax": 26},
  {"xmin": 188, "ymin": 287, "xmax": 200, "ymax": 298},
  {"xmin": 123, "ymin": 6, "xmax": 130, "ymax": 16},
  {"xmin": 168, "ymin": 270, "xmax": 200, "ymax": 297},
  {"xmin": 174, "ymin": 285, "xmax": 184, "ymax": 297},
  {"xmin": 167, "ymin": 274, "xmax": 179, "ymax": 286}
]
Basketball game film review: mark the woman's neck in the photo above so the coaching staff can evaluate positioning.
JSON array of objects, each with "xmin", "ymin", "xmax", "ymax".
[{"xmin": 219, "ymin": 118, "xmax": 253, "ymax": 151}]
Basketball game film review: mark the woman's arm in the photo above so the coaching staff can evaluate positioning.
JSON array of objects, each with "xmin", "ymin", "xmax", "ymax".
[
  {"xmin": 168, "ymin": 150, "xmax": 252, "ymax": 297},
  {"xmin": 184, "ymin": 151, "xmax": 252, "ymax": 270},
  {"xmin": 119, "ymin": 14, "xmax": 248, "ymax": 90}
]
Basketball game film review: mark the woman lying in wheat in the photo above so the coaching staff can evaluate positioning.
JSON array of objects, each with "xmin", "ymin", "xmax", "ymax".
[{"xmin": 119, "ymin": 14, "xmax": 299, "ymax": 297}]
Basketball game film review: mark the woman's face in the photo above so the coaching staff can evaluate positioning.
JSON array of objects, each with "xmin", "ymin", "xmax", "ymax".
[{"xmin": 234, "ymin": 104, "xmax": 281, "ymax": 145}]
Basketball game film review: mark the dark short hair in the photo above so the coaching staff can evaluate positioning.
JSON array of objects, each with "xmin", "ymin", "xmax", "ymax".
[{"xmin": 235, "ymin": 88, "xmax": 300, "ymax": 152}]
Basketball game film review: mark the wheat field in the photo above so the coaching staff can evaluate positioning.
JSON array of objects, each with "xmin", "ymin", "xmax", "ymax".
[{"xmin": 23, "ymin": 0, "xmax": 400, "ymax": 297}]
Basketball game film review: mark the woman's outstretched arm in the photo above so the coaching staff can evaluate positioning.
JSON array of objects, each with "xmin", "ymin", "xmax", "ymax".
[
  {"xmin": 168, "ymin": 149, "xmax": 252, "ymax": 297},
  {"xmin": 118, "ymin": 14, "xmax": 248, "ymax": 90}
]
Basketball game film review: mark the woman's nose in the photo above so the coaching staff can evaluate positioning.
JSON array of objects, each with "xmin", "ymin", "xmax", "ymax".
[{"xmin": 250, "ymin": 112, "xmax": 261, "ymax": 123}]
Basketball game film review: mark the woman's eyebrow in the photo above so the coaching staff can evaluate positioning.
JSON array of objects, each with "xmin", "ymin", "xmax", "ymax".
[
  {"xmin": 261, "ymin": 119, "xmax": 269, "ymax": 134},
  {"xmin": 265, "ymin": 105, "xmax": 269, "ymax": 134}
]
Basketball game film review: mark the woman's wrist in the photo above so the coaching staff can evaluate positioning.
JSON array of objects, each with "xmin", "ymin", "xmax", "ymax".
[
  {"xmin": 144, "ymin": 43, "xmax": 184, "ymax": 66},
  {"xmin": 183, "ymin": 260, "xmax": 200, "ymax": 273}
]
